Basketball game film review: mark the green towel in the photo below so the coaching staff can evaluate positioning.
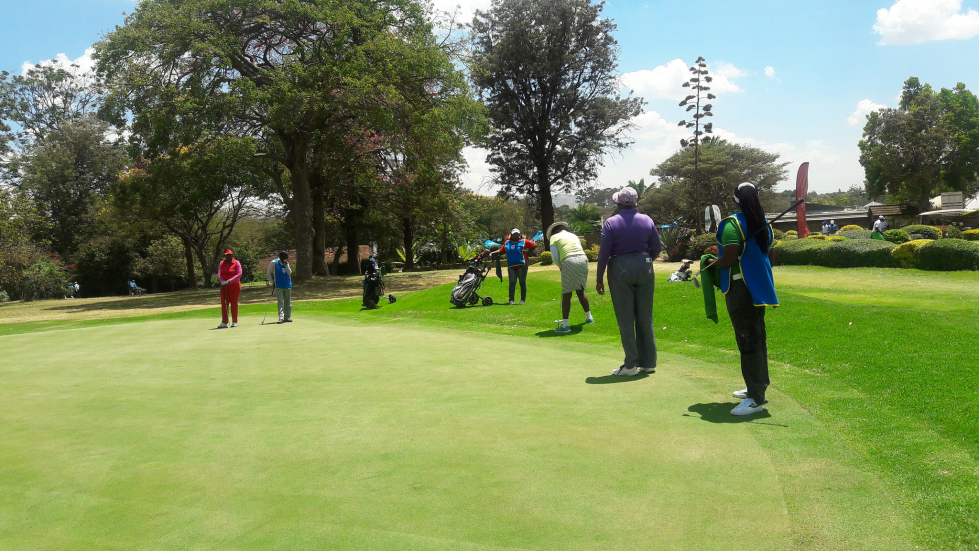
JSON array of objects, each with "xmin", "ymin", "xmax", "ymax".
[
  {"xmin": 700, "ymin": 254, "xmax": 720, "ymax": 323},
  {"xmin": 871, "ymin": 231, "xmax": 885, "ymax": 240}
]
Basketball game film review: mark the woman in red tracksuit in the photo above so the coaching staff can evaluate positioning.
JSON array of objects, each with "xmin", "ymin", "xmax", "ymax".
[{"xmin": 217, "ymin": 249, "xmax": 242, "ymax": 328}]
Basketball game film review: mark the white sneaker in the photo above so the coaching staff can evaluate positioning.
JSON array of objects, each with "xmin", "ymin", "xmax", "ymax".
[
  {"xmin": 731, "ymin": 398, "xmax": 766, "ymax": 416},
  {"xmin": 733, "ymin": 388, "xmax": 749, "ymax": 399},
  {"xmin": 231, "ymin": 322, "xmax": 237, "ymax": 328},
  {"xmin": 585, "ymin": 317, "xmax": 595, "ymax": 324},
  {"xmin": 509, "ymin": 300, "xmax": 515, "ymax": 305},
  {"xmin": 217, "ymin": 323, "xmax": 228, "ymax": 329},
  {"xmin": 519, "ymin": 300, "xmax": 525, "ymax": 305},
  {"xmin": 612, "ymin": 366, "xmax": 639, "ymax": 376},
  {"xmin": 640, "ymin": 367, "xmax": 656, "ymax": 373}
]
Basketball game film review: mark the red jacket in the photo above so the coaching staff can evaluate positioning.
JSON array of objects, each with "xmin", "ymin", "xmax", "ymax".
[{"xmin": 218, "ymin": 259, "xmax": 242, "ymax": 285}]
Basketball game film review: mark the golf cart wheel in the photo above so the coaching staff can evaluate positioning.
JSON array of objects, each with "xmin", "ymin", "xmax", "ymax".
[
  {"xmin": 482, "ymin": 296, "xmax": 493, "ymax": 306},
  {"xmin": 388, "ymin": 294, "xmax": 396, "ymax": 303},
  {"xmin": 469, "ymin": 294, "xmax": 479, "ymax": 306}
]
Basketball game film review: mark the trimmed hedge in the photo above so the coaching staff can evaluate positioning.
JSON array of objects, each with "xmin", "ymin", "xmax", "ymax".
[
  {"xmin": 917, "ymin": 239, "xmax": 979, "ymax": 271},
  {"xmin": 891, "ymin": 239, "xmax": 933, "ymax": 269},
  {"xmin": 821, "ymin": 239, "xmax": 898, "ymax": 268},
  {"xmin": 883, "ymin": 229, "xmax": 910, "ymax": 244},
  {"xmin": 840, "ymin": 224, "xmax": 863, "ymax": 232},
  {"xmin": 786, "ymin": 230, "xmax": 797, "ymax": 237},
  {"xmin": 946, "ymin": 226, "xmax": 963, "ymax": 239},
  {"xmin": 539, "ymin": 251, "xmax": 553, "ymax": 266},
  {"xmin": 772, "ymin": 228, "xmax": 785, "ymax": 240},
  {"xmin": 770, "ymin": 238, "xmax": 833, "ymax": 266},
  {"xmin": 900, "ymin": 225, "xmax": 943, "ymax": 241},
  {"xmin": 838, "ymin": 229, "xmax": 873, "ymax": 239},
  {"xmin": 963, "ymin": 229, "xmax": 979, "ymax": 241}
]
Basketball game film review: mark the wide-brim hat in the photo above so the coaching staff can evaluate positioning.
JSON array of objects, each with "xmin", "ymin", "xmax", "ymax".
[{"xmin": 546, "ymin": 221, "xmax": 569, "ymax": 241}]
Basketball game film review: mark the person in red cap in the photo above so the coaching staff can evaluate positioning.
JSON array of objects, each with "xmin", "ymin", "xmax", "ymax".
[{"xmin": 217, "ymin": 249, "xmax": 242, "ymax": 328}]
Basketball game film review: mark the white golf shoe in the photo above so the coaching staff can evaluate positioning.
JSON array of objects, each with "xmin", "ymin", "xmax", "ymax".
[
  {"xmin": 519, "ymin": 300, "xmax": 525, "ymax": 305},
  {"xmin": 731, "ymin": 398, "xmax": 766, "ymax": 416},
  {"xmin": 733, "ymin": 388, "xmax": 749, "ymax": 399},
  {"xmin": 640, "ymin": 366, "xmax": 656, "ymax": 373},
  {"xmin": 612, "ymin": 366, "xmax": 639, "ymax": 376},
  {"xmin": 231, "ymin": 322, "xmax": 237, "ymax": 328},
  {"xmin": 217, "ymin": 322, "xmax": 228, "ymax": 329}
]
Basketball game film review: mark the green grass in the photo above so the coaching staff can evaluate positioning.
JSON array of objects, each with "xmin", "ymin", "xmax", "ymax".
[{"xmin": 1, "ymin": 265, "xmax": 977, "ymax": 549}]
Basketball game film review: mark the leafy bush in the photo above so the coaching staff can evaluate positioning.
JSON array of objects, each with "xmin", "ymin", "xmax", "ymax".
[
  {"xmin": 584, "ymin": 244, "xmax": 600, "ymax": 262},
  {"xmin": 963, "ymin": 229, "xmax": 979, "ymax": 241},
  {"xmin": 826, "ymin": 236, "xmax": 848, "ymax": 242},
  {"xmin": 659, "ymin": 226, "xmax": 693, "ymax": 262},
  {"xmin": 840, "ymin": 224, "xmax": 863, "ymax": 232},
  {"xmin": 0, "ymin": 290, "xmax": 9, "ymax": 303},
  {"xmin": 900, "ymin": 225, "xmax": 943, "ymax": 241},
  {"xmin": 770, "ymin": 238, "xmax": 833, "ymax": 266},
  {"xmin": 891, "ymin": 239, "xmax": 933, "ymax": 268},
  {"xmin": 772, "ymin": 228, "xmax": 785, "ymax": 240},
  {"xmin": 786, "ymin": 230, "xmax": 798, "ymax": 237},
  {"xmin": 539, "ymin": 251, "xmax": 552, "ymax": 265},
  {"xmin": 883, "ymin": 229, "xmax": 910, "ymax": 244},
  {"xmin": 917, "ymin": 239, "xmax": 979, "ymax": 271},
  {"xmin": 820, "ymin": 239, "xmax": 898, "ymax": 268},
  {"xmin": 838, "ymin": 229, "xmax": 873, "ymax": 239},
  {"xmin": 805, "ymin": 234, "xmax": 830, "ymax": 240},
  {"xmin": 20, "ymin": 259, "xmax": 72, "ymax": 301},
  {"xmin": 687, "ymin": 234, "xmax": 719, "ymax": 259},
  {"xmin": 945, "ymin": 226, "xmax": 963, "ymax": 239}
]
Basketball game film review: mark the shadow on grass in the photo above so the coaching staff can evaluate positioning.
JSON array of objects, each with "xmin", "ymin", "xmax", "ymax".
[
  {"xmin": 535, "ymin": 323, "xmax": 584, "ymax": 337},
  {"xmin": 684, "ymin": 402, "xmax": 787, "ymax": 427},
  {"xmin": 585, "ymin": 373, "xmax": 649, "ymax": 384}
]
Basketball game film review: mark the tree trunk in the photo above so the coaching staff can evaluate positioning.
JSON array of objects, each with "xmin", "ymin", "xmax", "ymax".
[
  {"xmin": 196, "ymin": 248, "xmax": 213, "ymax": 288},
  {"xmin": 345, "ymin": 209, "xmax": 361, "ymax": 275},
  {"xmin": 539, "ymin": 177, "xmax": 555, "ymax": 248},
  {"xmin": 402, "ymin": 217, "xmax": 415, "ymax": 271},
  {"xmin": 182, "ymin": 237, "xmax": 197, "ymax": 289},
  {"xmin": 288, "ymin": 151, "xmax": 314, "ymax": 281},
  {"xmin": 331, "ymin": 244, "xmax": 344, "ymax": 275},
  {"xmin": 312, "ymin": 189, "xmax": 329, "ymax": 276}
]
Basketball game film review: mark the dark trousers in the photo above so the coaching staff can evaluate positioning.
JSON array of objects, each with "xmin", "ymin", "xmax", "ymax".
[
  {"xmin": 724, "ymin": 279, "xmax": 769, "ymax": 403},
  {"xmin": 508, "ymin": 264, "xmax": 528, "ymax": 302},
  {"xmin": 608, "ymin": 253, "xmax": 657, "ymax": 369}
]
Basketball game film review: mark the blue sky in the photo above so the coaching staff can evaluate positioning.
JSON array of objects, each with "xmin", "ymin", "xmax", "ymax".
[{"xmin": 2, "ymin": 0, "xmax": 978, "ymax": 194}]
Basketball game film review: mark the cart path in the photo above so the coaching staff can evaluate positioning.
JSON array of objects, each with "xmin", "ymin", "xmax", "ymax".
[{"xmin": 0, "ymin": 316, "xmax": 914, "ymax": 550}]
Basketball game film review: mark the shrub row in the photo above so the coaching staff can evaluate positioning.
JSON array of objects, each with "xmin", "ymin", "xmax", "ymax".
[
  {"xmin": 883, "ymin": 229, "xmax": 910, "ymax": 244},
  {"xmin": 891, "ymin": 239, "xmax": 933, "ymax": 268},
  {"xmin": 771, "ymin": 239, "xmax": 899, "ymax": 268},
  {"xmin": 917, "ymin": 239, "xmax": 979, "ymax": 271},
  {"xmin": 963, "ymin": 229, "xmax": 979, "ymax": 241},
  {"xmin": 900, "ymin": 225, "xmax": 943, "ymax": 241}
]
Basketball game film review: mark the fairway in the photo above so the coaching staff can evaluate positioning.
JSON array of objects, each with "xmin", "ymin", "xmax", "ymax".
[{"xmin": 2, "ymin": 311, "xmax": 915, "ymax": 550}]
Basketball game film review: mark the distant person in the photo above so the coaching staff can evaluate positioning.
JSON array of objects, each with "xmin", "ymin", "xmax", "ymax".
[
  {"xmin": 74, "ymin": 282, "xmax": 80, "ymax": 298},
  {"xmin": 266, "ymin": 251, "xmax": 293, "ymax": 323},
  {"xmin": 821, "ymin": 220, "xmax": 829, "ymax": 235},
  {"xmin": 596, "ymin": 186, "xmax": 661, "ymax": 376},
  {"xmin": 704, "ymin": 182, "xmax": 778, "ymax": 416},
  {"xmin": 217, "ymin": 249, "xmax": 242, "ymax": 328},
  {"xmin": 546, "ymin": 221, "xmax": 594, "ymax": 333},
  {"xmin": 873, "ymin": 215, "xmax": 888, "ymax": 233},
  {"xmin": 490, "ymin": 229, "xmax": 537, "ymax": 305},
  {"xmin": 828, "ymin": 220, "xmax": 838, "ymax": 235}
]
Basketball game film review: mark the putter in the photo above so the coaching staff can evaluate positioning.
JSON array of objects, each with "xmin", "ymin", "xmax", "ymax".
[
  {"xmin": 261, "ymin": 286, "xmax": 276, "ymax": 325},
  {"xmin": 693, "ymin": 198, "xmax": 804, "ymax": 288}
]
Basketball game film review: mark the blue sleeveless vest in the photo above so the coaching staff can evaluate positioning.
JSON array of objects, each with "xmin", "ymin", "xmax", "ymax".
[
  {"xmin": 505, "ymin": 239, "xmax": 526, "ymax": 266},
  {"xmin": 715, "ymin": 214, "xmax": 778, "ymax": 307},
  {"xmin": 273, "ymin": 259, "xmax": 292, "ymax": 289}
]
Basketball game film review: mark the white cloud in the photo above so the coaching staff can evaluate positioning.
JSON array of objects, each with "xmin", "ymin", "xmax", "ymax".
[
  {"xmin": 620, "ymin": 58, "xmax": 746, "ymax": 101},
  {"xmin": 764, "ymin": 66, "xmax": 775, "ymax": 78},
  {"xmin": 848, "ymin": 99, "xmax": 887, "ymax": 125},
  {"xmin": 430, "ymin": 0, "xmax": 492, "ymax": 24},
  {"xmin": 874, "ymin": 0, "xmax": 979, "ymax": 45},
  {"xmin": 20, "ymin": 47, "xmax": 96, "ymax": 76}
]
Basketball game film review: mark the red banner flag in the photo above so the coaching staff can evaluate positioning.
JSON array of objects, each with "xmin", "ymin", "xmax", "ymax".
[{"xmin": 795, "ymin": 162, "xmax": 810, "ymax": 238}]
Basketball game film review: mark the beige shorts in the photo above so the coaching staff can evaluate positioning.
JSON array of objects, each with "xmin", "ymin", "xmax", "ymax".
[{"xmin": 560, "ymin": 255, "xmax": 589, "ymax": 293}]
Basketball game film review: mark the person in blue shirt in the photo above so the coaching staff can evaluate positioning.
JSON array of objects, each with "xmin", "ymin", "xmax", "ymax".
[
  {"xmin": 490, "ymin": 229, "xmax": 537, "ymax": 305},
  {"xmin": 704, "ymin": 183, "xmax": 778, "ymax": 416},
  {"xmin": 266, "ymin": 251, "xmax": 293, "ymax": 323}
]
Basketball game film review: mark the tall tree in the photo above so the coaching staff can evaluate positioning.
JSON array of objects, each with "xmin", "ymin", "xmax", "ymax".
[
  {"xmin": 469, "ymin": 0, "xmax": 643, "ymax": 246},
  {"xmin": 859, "ymin": 77, "xmax": 979, "ymax": 210},
  {"xmin": 644, "ymin": 139, "xmax": 788, "ymax": 226},
  {"xmin": 96, "ymin": 0, "xmax": 463, "ymax": 280},
  {"xmin": 675, "ymin": 56, "xmax": 716, "ymax": 230}
]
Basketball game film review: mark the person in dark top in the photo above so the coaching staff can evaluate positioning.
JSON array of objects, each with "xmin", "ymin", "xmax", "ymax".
[{"xmin": 596, "ymin": 187, "xmax": 662, "ymax": 376}]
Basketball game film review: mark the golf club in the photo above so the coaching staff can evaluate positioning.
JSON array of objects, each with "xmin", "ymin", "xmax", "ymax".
[
  {"xmin": 261, "ymin": 286, "xmax": 276, "ymax": 325},
  {"xmin": 692, "ymin": 198, "xmax": 805, "ymax": 289}
]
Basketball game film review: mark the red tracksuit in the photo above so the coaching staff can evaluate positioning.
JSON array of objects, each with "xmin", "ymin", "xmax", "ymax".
[{"xmin": 218, "ymin": 259, "xmax": 242, "ymax": 323}]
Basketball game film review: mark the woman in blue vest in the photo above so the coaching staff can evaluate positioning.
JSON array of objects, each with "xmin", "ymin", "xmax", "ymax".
[
  {"xmin": 265, "ymin": 251, "xmax": 293, "ymax": 323},
  {"xmin": 491, "ymin": 228, "xmax": 537, "ymax": 305},
  {"xmin": 706, "ymin": 183, "xmax": 778, "ymax": 416}
]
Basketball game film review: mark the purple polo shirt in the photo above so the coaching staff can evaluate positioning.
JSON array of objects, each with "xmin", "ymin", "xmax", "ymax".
[{"xmin": 596, "ymin": 208, "xmax": 662, "ymax": 284}]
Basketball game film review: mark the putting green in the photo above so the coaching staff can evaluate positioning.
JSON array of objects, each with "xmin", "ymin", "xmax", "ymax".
[{"xmin": 1, "ymin": 316, "xmax": 914, "ymax": 550}]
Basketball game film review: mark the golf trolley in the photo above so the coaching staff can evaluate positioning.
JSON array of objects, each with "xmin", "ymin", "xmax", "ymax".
[
  {"xmin": 450, "ymin": 250, "xmax": 494, "ymax": 308},
  {"xmin": 363, "ymin": 257, "xmax": 395, "ymax": 309}
]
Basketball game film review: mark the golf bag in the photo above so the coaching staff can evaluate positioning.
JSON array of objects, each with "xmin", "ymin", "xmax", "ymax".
[
  {"xmin": 450, "ymin": 251, "xmax": 494, "ymax": 307},
  {"xmin": 362, "ymin": 257, "xmax": 395, "ymax": 309}
]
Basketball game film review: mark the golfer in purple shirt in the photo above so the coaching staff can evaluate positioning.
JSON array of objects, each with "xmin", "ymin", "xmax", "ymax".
[{"xmin": 596, "ymin": 187, "xmax": 662, "ymax": 376}]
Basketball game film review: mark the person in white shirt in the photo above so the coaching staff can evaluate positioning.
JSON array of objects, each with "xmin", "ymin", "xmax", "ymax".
[{"xmin": 872, "ymin": 216, "xmax": 888, "ymax": 233}]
